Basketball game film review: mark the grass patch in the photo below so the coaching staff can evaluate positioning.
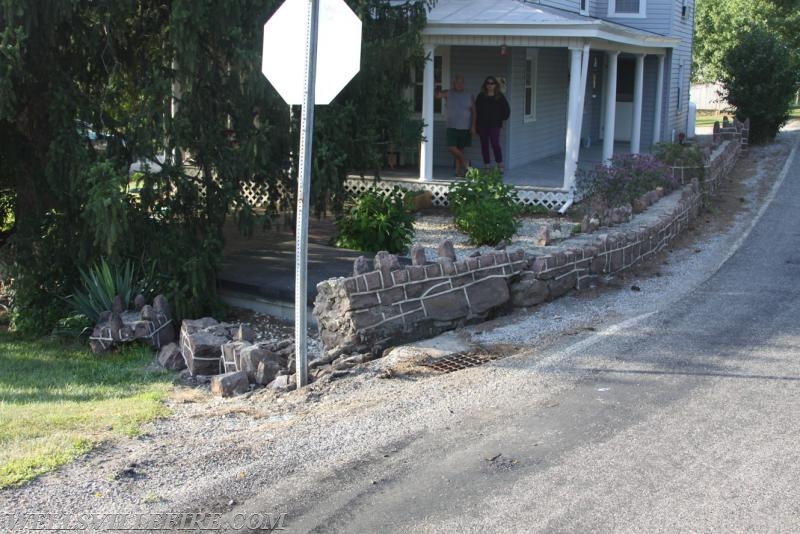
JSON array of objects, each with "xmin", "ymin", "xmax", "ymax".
[
  {"xmin": 695, "ymin": 107, "xmax": 800, "ymax": 128},
  {"xmin": 695, "ymin": 109, "xmax": 735, "ymax": 128},
  {"xmin": 0, "ymin": 332, "xmax": 173, "ymax": 488}
]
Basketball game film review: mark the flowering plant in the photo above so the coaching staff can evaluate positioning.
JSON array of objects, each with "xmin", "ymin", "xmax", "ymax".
[{"xmin": 576, "ymin": 154, "xmax": 678, "ymax": 208}]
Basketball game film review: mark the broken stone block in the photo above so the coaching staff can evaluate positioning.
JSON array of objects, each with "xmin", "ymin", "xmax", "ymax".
[
  {"xmin": 239, "ymin": 346, "xmax": 283, "ymax": 382},
  {"xmin": 410, "ymin": 245, "xmax": 427, "ymax": 266},
  {"xmin": 437, "ymin": 240, "xmax": 456, "ymax": 261},
  {"xmin": 221, "ymin": 341, "xmax": 251, "ymax": 373},
  {"xmin": 153, "ymin": 294, "xmax": 172, "ymax": 319},
  {"xmin": 255, "ymin": 361, "xmax": 281, "ymax": 386},
  {"xmin": 180, "ymin": 329, "xmax": 229, "ymax": 375},
  {"xmin": 112, "ymin": 295, "xmax": 124, "ymax": 314},
  {"xmin": 510, "ymin": 272, "xmax": 550, "ymax": 307},
  {"xmin": 210, "ymin": 371, "xmax": 250, "ymax": 397},
  {"xmin": 158, "ymin": 342, "xmax": 186, "ymax": 371},
  {"xmin": 535, "ymin": 225, "xmax": 551, "ymax": 246},
  {"xmin": 109, "ymin": 312, "xmax": 124, "ymax": 341},
  {"xmin": 353, "ymin": 256, "xmax": 370, "ymax": 275},
  {"xmin": 131, "ymin": 320, "xmax": 151, "ymax": 340},
  {"xmin": 181, "ymin": 317, "xmax": 220, "ymax": 335},
  {"xmin": 141, "ymin": 305, "xmax": 156, "ymax": 322},
  {"xmin": 233, "ymin": 323, "xmax": 255, "ymax": 343},
  {"xmin": 118, "ymin": 325, "xmax": 134, "ymax": 342},
  {"xmin": 268, "ymin": 374, "xmax": 295, "ymax": 391},
  {"xmin": 153, "ymin": 320, "xmax": 176, "ymax": 349},
  {"xmin": 436, "ymin": 239, "xmax": 456, "ymax": 261},
  {"xmin": 89, "ymin": 324, "xmax": 112, "ymax": 354},
  {"xmin": 374, "ymin": 251, "xmax": 400, "ymax": 272}
]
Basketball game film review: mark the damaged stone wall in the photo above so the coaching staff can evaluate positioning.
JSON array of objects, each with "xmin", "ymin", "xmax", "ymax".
[{"xmin": 314, "ymin": 249, "xmax": 528, "ymax": 358}]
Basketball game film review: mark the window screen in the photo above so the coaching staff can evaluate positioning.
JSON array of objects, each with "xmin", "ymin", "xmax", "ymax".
[{"xmin": 615, "ymin": 0, "xmax": 640, "ymax": 14}]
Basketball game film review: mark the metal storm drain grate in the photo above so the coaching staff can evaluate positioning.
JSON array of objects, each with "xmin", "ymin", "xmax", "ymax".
[{"xmin": 421, "ymin": 352, "xmax": 501, "ymax": 374}]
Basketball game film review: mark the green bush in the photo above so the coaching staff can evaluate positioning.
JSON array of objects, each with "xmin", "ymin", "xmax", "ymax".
[
  {"xmin": 652, "ymin": 142, "xmax": 706, "ymax": 168},
  {"xmin": 520, "ymin": 204, "xmax": 551, "ymax": 216},
  {"xmin": 721, "ymin": 28, "xmax": 798, "ymax": 143},
  {"xmin": 652, "ymin": 142, "xmax": 706, "ymax": 182},
  {"xmin": 335, "ymin": 187, "xmax": 415, "ymax": 254},
  {"xmin": 448, "ymin": 168, "xmax": 520, "ymax": 246}
]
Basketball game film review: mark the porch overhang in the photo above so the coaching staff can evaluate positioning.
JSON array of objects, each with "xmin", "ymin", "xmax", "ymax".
[{"xmin": 422, "ymin": 0, "xmax": 678, "ymax": 53}]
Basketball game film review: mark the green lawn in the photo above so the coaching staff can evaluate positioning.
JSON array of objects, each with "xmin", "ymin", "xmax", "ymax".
[
  {"xmin": 695, "ymin": 107, "xmax": 800, "ymax": 128},
  {"xmin": 0, "ymin": 332, "xmax": 173, "ymax": 488}
]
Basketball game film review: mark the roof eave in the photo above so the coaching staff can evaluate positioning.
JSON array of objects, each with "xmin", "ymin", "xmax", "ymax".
[{"xmin": 422, "ymin": 21, "xmax": 679, "ymax": 49}]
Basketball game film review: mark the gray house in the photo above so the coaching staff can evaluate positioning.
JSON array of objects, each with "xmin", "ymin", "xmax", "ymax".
[{"xmin": 347, "ymin": 0, "xmax": 695, "ymax": 210}]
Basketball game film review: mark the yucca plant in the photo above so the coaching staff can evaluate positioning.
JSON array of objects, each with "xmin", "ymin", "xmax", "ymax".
[{"xmin": 69, "ymin": 259, "xmax": 137, "ymax": 322}]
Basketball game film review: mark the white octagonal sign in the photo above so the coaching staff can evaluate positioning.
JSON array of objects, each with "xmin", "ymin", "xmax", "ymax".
[{"xmin": 262, "ymin": 0, "xmax": 362, "ymax": 105}]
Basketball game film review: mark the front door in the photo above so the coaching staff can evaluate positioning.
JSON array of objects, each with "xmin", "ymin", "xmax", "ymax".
[{"xmin": 614, "ymin": 57, "xmax": 635, "ymax": 142}]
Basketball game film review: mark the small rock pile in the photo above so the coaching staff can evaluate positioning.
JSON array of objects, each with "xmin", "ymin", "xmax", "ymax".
[
  {"xmin": 176, "ymin": 317, "xmax": 310, "ymax": 397},
  {"xmin": 89, "ymin": 294, "xmax": 176, "ymax": 354}
]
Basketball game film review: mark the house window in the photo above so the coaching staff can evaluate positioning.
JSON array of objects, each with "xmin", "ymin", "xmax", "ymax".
[
  {"xmin": 579, "ymin": 0, "xmax": 588, "ymax": 15},
  {"xmin": 411, "ymin": 52, "xmax": 449, "ymax": 118},
  {"xmin": 608, "ymin": 0, "xmax": 646, "ymax": 17},
  {"xmin": 524, "ymin": 49, "xmax": 538, "ymax": 122}
]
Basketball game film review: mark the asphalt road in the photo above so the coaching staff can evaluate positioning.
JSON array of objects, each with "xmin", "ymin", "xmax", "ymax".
[{"xmin": 228, "ymin": 143, "xmax": 800, "ymax": 533}]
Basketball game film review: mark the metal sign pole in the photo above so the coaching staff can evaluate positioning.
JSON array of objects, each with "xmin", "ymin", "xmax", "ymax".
[{"xmin": 295, "ymin": 0, "xmax": 319, "ymax": 388}]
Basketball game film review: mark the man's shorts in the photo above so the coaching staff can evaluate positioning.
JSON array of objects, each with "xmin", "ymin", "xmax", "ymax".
[{"xmin": 446, "ymin": 128, "xmax": 471, "ymax": 149}]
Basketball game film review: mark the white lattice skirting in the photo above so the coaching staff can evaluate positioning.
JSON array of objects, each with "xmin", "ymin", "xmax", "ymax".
[
  {"xmin": 343, "ymin": 176, "xmax": 572, "ymax": 211},
  {"xmin": 238, "ymin": 181, "xmax": 292, "ymax": 208},
  {"xmin": 237, "ymin": 177, "xmax": 571, "ymax": 211}
]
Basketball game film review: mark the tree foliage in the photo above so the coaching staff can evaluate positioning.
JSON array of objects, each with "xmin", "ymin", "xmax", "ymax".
[
  {"xmin": 720, "ymin": 28, "xmax": 798, "ymax": 143},
  {"xmin": 693, "ymin": 0, "xmax": 800, "ymax": 83},
  {"xmin": 0, "ymin": 0, "xmax": 427, "ymax": 333}
]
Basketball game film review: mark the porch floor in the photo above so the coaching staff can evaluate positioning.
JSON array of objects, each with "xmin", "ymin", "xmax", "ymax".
[{"xmin": 367, "ymin": 141, "xmax": 633, "ymax": 189}]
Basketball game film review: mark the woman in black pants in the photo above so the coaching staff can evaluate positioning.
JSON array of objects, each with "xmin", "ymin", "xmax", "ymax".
[{"xmin": 475, "ymin": 76, "xmax": 510, "ymax": 175}]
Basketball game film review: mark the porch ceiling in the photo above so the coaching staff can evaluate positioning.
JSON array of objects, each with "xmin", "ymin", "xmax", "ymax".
[{"xmin": 423, "ymin": 0, "xmax": 678, "ymax": 52}]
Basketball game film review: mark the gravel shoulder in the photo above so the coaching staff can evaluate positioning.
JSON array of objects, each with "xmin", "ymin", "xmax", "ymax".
[{"xmin": 2, "ymin": 124, "xmax": 798, "ymax": 526}]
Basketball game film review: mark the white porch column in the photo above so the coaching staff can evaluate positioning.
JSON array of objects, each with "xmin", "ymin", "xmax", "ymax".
[
  {"xmin": 419, "ymin": 43, "xmax": 435, "ymax": 182},
  {"xmin": 631, "ymin": 53, "xmax": 645, "ymax": 154},
  {"xmin": 563, "ymin": 44, "xmax": 590, "ymax": 191},
  {"xmin": 653, "ymin": 54, "xmax": 665, "ymax": 144},
  {"xmin": 602, "ymin": 51, "xmax": 619, "ymax": 163}
]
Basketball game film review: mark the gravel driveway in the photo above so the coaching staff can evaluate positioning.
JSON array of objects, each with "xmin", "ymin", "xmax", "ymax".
[{"xmin": 1, "ymin": 124, "xmax": 797, "ymax": 531}]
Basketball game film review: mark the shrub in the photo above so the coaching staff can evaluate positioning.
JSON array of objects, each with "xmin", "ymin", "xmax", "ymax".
[
  {"xmin": 576, "ymin": 154, "xmax": 677, "ymax": 209},
  {"xmin": 652, "ymin": 142, "xmax": 706, "ymax": 168},
  {"xmin": 448, "ymin": 168, "xmax": 520, "ymax": 246},
  {"xmin": 721, "ymin": 28, "xmax": 798, "ymax": 143},
  {"xmin": 335, "ymin": 187, "xmax": 415, "ymax": 254},
  {"xmin": 652, "ymin": 142, "xmax": 706, "ymax": 183},
  {"xmin": 519, "ymin": 204, "xmax": 551, "ymax": 216}
]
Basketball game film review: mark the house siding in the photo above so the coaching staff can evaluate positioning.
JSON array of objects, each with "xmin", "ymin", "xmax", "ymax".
[
  {"xmin": 539, "ymin": 0, "xmax": 582, "ymax": 14},
  {"xmin": 655, "ymin": 0, "xmax": 692, "ymax": 140},
  {"xmin": 582, "ymin": 50, "xmax": 605, "ymax": 148},
  {"xmin": 591, "ymin": 0, "xmax": 607, "ymax": 19},
  {"xmin": 434, "ymin": 46, "xmax": 512, "ymax": 168},
  {"xmin": 602, "ymin": 0, "xmax": 671, "ymax": 35},
  {"xmin": 640, "ymin": 54, "xmax": 658, "ymax": 149},
  {"xmin": 507, "ymin": 47, "xmax": 570, "ymax": 169}
]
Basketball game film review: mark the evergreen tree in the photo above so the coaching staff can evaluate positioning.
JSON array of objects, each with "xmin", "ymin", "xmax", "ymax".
[{"xmin": 0, "ymin": 0, "xmax": 427, "ymax": 333}]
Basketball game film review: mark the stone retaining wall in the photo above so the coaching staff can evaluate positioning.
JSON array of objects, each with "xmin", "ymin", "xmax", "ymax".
[
  {"xmin": 315, "ymin": 249, "xmax": 528, "ymax": 357},
  {"xmin": 314, "ymin": 132, "xmax": 744, "ymax": 359}
]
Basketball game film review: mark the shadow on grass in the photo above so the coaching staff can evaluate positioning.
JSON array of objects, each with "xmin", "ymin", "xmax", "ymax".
[{"xmin": 0, "ymin": 331, "xmax": 173, "ymax": 404}]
